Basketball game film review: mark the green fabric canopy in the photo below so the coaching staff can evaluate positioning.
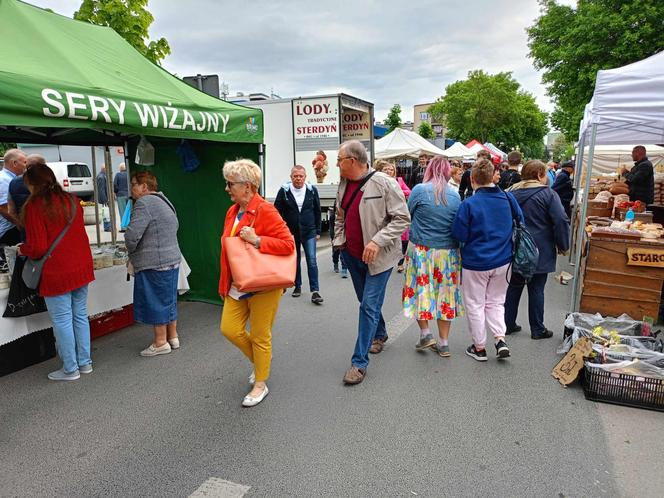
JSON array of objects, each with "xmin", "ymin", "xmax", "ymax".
[
  {"xmin": 0, "ymin": 0, "xmax": 263, "ymax": 144},
  {"xmin": 0, "ymin": 0, "xmax": 266, "ymax": 304}
]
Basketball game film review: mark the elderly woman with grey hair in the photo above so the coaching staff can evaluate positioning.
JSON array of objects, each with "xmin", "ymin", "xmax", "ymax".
[
  {"xmin": 219, "ymin": 159, "xmax": 295, "ymax": 407},
  {"xmin": 125, "ymin": 171, "xmax": 182, "ymax": 358}
]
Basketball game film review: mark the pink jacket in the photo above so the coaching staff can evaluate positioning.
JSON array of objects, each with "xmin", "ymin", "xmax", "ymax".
[{"xmin": 397, "ymin": 177, "xmax": 411, "ymax": 241}]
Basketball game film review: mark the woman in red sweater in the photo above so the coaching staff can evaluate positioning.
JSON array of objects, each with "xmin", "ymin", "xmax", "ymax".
[{"xmin": 18, "ymin": 162, "xmax": 94, "ymax": 381}]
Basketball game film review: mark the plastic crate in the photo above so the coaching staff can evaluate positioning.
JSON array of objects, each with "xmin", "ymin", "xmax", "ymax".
[
  {"xmin": 583, "ymin": 366, "xmax": 664, "ymax": 412},
  {"xmin": 90, "ymin": 304, "xmax": 134, "ymax": 340}
]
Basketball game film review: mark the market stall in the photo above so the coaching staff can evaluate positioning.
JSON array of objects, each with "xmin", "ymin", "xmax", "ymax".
[
  {"xmin": 570, "ymin": 50, "xmax": 664, "ymax": 315},
  {"xmin": 0, "ymin": 0, "xmax": 264, "ymax": 371},
  {"xmin": 374, "ymin": 127, "xmax": 446, "ymax": 159},
  {"xmin": 557, "ymin": 52, "xmax": 664, "ymax": 411}
]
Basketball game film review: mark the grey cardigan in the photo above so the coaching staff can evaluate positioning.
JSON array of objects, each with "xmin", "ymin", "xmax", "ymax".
[{"xmin": 125, "ymin": 193, "xmax": 181, "ymax": 272}]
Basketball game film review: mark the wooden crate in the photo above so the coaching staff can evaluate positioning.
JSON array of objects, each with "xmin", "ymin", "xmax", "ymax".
[{"xmin": 580, "ymin": 239, "xmax": 664, "ymax": 321}]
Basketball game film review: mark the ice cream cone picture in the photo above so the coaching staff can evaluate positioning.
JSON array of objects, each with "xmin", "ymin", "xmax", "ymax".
[{"xmin": 312, "ymin": 150, "xmax": 329, "ymax": 183}]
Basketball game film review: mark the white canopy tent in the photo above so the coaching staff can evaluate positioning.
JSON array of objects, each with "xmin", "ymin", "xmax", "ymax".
[
  {"xmin": 484, "ymin": 142, "xmax": 507, "ymax": 159},
  {"xmin": 443, "ymin": 141, "xmax": 474, "ymax": 160},
  {"xmin": 579, "ymin": 144, "xmax": 664, "ymax": 174},
  {"xmin": 571, "ymin": 51, "xmax": 664, "ymax": 312},
  {"xmin": 374, "ymin": 128, "xmax": 446, "ymax": 159}
]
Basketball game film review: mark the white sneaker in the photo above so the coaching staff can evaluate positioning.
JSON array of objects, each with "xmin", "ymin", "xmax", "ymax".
[
  {"xmin": 249, "ymin": 371, "xmax": 255, "ymax": 385},
  {"xmin": 140, "ymin": 343, "xmax": 172, "ymax": 357},
  {"xmin": 168, "ymin": 337, "xmax": 180, "ymax": 349},
  {"xmin": 242, "ymin": 385, "xmax": 269, "ymax": 407}
]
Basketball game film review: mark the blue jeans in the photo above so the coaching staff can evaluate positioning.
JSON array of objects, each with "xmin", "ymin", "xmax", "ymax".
[
  {"xmin": 342, "ymin": 251, "xmax": 392, "ymax": 369},
  {"xmin": 504, "ymin": 272, "xmax": 548, "ymax": 336},
  {"xmin": 44, "ymin": 285, "xmax": 91, "ymax": 374},
  {"xmin": 295, "ymin": 237, "xmax": 319, "ymax": 291}
]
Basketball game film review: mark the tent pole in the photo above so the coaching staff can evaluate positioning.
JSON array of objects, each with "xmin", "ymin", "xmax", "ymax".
[
  {"xmin": 90, "ymin": 146, "xmax": 101, "ymax": 248},
  {"xmin": 104, "ymin": 146, "xmax": 117, "ymax": 245},
  {"xmin": 570, "ymin": 123, "xmax": 597, "ymax": 313},
  {"xmin": 568, "ymin": 133, "xmax": 586, "ymax": 263}
]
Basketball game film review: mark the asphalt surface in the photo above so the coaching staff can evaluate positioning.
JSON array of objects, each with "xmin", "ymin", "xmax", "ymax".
[{"xmin": 2, "ymin": 249, "xmax": 663, "ymax": 498}]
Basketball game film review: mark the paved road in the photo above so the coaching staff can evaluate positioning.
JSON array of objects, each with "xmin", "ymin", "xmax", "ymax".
[{"xmin": 2, "ymin": 251, "xmax": 663, "ymax": 497}]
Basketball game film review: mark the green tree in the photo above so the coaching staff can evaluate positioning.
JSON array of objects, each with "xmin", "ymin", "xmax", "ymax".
[
  {"xmin": 551, "ymin": 135, "xmax": 569, "ymax": 162},
  {"xmin": 418, "ymin": 121, "xmax": 435, "ymax": 139},
  {"xmin": 0, "ymin": 143, "xmax": 17, "ymax": 156},
  {"xmin": 429, "ymin": 70, "xmax": 548, "ymax": 158},
  {"xmin": 74, "ymin": 0, "xmax": 171, "ymax": 65},
  {"xmin": 527, "ymin": 0, "xmax": 664, "ymax": 141},
  {"xmin": 384, "ymin": 104, "xmax": 402, "ymax": 132}
]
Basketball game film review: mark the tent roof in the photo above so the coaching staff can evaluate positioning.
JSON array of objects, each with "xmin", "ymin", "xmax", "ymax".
[
  {"xmin": 579, "ymin": 51, "xmax": 664, "ymax": 145},
  {"xmin": 484, "ymin": 142, "xmax": 507, "ymax": 158},
  {"xmin": 580, "ymin": 144, "xmax": 664, "ymax": 174},
  {"xmin": 374, "ymin": 127, "xmax": 445, "ymax": 159},
  {"xmin": 442, "ymin": 141, "xmax": 474, "ymax": 159},
  {"xmin": 0, "ymin": 0, "xmax": 262, "ymax": 144}
]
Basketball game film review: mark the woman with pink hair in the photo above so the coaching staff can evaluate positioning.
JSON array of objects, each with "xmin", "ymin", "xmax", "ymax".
[{"xmin": 402, "ymin": 156, "xmax": 464, "ymax": 357}]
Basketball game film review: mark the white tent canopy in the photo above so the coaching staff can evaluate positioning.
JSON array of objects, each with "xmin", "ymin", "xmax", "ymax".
[
  {"xmin": 580, "ymin": 144, "xmax": 664, "ymax": 174},
  {"xmin": 571, "ymin": 51, "xmax": 664, "ymax": 313},
  {"xmin": 484, "ymin": 142, "xmax": 507, "ymax": 159},
  {"xmin": 374, "ymin": 128, "xmax": 446, "ymax": 159},
  {"xmin": 579, "ymin": 51, "xmax": 664, "ymax": 145},
  {"xmin": 443, "ymin": 141, "xmax": 474, "ymax": 159}
]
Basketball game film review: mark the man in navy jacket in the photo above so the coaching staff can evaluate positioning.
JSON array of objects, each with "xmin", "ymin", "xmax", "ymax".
[
  {"xmin": 274, "ymin": 165, "xmax": 323, "ymax": 304},
  {"xmin": 552, "ymin": 160, "xmax": 574, "ymax": 218}
]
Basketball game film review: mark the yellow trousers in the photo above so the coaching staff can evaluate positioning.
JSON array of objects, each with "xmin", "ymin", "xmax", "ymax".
[{"xmin": 220, "ymin": 288, "xmax": 283, "ymax": 382}]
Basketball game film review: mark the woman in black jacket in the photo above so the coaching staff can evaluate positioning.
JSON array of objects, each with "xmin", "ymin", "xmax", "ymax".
[{"xmin": 504, "ymin": 160, "xmax": 570, "ymax": 339}]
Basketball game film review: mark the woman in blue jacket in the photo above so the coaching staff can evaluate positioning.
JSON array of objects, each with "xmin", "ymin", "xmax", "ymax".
[
  {"xmin": 505, "ymin": 160, "xmax": 570, "ymax": 339},
  {"xmin": 451, "ymin": 159, "xmax": 524, "ymax": 362},
  {"xmin": 402, "ymin": 156, "xmax": 463, "ymax": 357}
]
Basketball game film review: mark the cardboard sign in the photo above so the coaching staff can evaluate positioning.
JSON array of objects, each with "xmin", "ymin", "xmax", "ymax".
[
  {"xmin": 626, "ymin": 247, "xmax": 664, "ymax": 267},
  {"xmin": 552, "ymin": 336, "xmax": 593, "ymax": 386}
]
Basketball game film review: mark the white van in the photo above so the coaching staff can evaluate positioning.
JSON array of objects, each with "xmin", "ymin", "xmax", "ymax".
[{"xmin": 47, "ymin": 162, "xmax": 94, "ymax": 200}]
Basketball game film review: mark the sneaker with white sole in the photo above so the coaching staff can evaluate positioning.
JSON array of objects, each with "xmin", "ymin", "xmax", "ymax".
[
  {"xmin": 79, "ymin": 364, "xmax": 93, "ymax": 374},
  {"xmin": 48, "ymin": 368, "xmax": 80, "ymax": 381},
  {"xmin": 242, "ymin": 385, "xmax": 269, "ymax": 407},
  {"xmin": 140, "ymin": 343, "xmax": 172, "ymax": 357},
  {"xmin": 415, "ymin": 334, "xmax": 436, "ymax": 351},
  {"xmin": 465, "ymin": 345, "xmax": 488, "ymax": 362},
  {"xmin": 168, "ymin": 337, "xmax": 180, "ymax": 349},
  {"xmin": 495, "ymin": 339, "xmax": 511, "ymax": 359}
]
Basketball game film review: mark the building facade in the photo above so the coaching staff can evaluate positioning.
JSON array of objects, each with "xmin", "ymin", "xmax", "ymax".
[{"xmin": 413, "ymin": 103, "xmax": 445, "ymax": 138}]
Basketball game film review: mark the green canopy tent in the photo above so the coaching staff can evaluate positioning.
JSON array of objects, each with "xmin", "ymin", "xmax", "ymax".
[{"xmin": 0, "ymin": 0, "xmax": 264, "ymax": 303}]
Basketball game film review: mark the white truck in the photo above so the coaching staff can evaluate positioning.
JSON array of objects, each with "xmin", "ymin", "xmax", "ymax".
[{"xmin": 244, "ymin": 93, "xmax": 375, "ymax": 209}]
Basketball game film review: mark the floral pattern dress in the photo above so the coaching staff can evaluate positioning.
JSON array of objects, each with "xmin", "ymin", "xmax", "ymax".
[{"xmin": 402, "ymin": 243, "xmax": 464, "ymax": 321}]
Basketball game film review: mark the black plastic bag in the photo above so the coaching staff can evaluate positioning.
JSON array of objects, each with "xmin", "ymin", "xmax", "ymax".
[{"xmin": 3, "ymin": 256, "xmax": 47, "ymax": 318}]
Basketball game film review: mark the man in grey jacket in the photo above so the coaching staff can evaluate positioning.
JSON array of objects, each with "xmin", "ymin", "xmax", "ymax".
[{"xmin": 333, "ymin": 140, "xmax": 410, "ymax": 385}]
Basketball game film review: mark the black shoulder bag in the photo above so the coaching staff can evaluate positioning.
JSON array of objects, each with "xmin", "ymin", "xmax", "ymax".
[{"xmin": 505, "ymin": 192, "xmax": 540, "ymax": 283}]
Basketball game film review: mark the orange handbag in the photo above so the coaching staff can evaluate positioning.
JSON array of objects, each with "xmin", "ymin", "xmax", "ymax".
[{"xmin": 224, "ymin": 210, "xmax": 296, "ymax": 293}]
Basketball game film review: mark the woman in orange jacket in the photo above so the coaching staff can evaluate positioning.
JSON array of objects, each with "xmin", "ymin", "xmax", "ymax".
[{"xmin": 219, "ymin": 158, "xmax": 295, "ymax": 407}]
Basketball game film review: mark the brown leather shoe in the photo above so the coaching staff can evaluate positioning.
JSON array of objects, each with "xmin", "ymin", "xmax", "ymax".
[
  {"xmin": 343, "ymin": 366, "xmax": 366, "ymax": 385},
  {"xmin": 369, "ymin": 338, "xmax": 385, "ymax": 354}
]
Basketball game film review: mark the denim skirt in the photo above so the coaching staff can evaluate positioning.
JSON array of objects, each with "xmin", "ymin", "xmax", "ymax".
[{"xmin": 133, "ymin": 268, "xmax": 178, "ymax": 325}]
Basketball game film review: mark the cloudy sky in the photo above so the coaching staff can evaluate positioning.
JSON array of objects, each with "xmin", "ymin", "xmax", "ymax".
[{"xmin": 30, "ymin": 0, "xmax": 575, "ymax": 123}]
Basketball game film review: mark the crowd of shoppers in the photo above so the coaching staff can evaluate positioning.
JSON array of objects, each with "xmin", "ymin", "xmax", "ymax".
[{"xmin": 6, "ymin": 137, "xmax": 587, "ymax": 407}]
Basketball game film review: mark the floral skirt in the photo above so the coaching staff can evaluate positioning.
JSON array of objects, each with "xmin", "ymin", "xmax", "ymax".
[{"xmin": 402, "ymin": 244, "xmax": 464, "ymax": 321}]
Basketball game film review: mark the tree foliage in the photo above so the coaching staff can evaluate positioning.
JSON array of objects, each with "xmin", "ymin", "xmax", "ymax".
[
  {"xmin": 384, "ymin": 104, "xmax": 402, "ymax": 132},
  {"xmin": 418, "ymin": 121, "xmax": 435, "ymax": 139},
  {"xmin": 74, "ymin": 0, "xmax": 171, "ymax": 65},
  {"xmin": 0, "ymin": 143, "xmax": 17, "ymax": 156},
  {"xmin": 429, "ymin": 70, "xmax": 548, "ymax": 158},
  {"xmin": 551, "ymin": 135, "xmax": 571, "ymax": 162},
  {"xmin": 527, "ymin": 0, "xmax": 664, "ymax": 141}
]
